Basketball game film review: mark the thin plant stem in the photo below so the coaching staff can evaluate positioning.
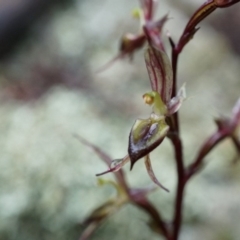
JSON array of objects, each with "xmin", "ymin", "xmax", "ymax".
[
  {"xmin": 169, "ymin": 31, "xmax": 186, "ymax": 239},
  {"xmin": 171, "ymin": 48, "xmax": 180, "ymax": 133},
  {"xmin": 170, "ymin": 134, "xmax": 185, "ymax": 240}
]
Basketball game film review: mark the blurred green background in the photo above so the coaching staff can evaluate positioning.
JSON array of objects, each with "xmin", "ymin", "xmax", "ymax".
[{"xmin": 0, "ymin": 0, "xmax": 240, "ymax": 240}]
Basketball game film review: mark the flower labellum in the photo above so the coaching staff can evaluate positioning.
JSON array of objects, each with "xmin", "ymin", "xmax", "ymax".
[{"xmin": 128, "ymin": 117, "xmax": 169, "ymax": 169}]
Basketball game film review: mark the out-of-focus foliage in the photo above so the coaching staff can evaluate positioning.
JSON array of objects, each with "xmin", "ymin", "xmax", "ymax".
[{"xmin": 0, "ymin": 0, "xmax": 240, "ymax": 240}]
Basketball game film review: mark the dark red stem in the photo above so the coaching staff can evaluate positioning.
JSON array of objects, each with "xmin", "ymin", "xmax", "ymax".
[
  {"xmin": 169, "ymin": 135, "xmax": 186, "ymax": 240},
  {"xmin": 171, "ymin": 48, "xmax": 180, "ymax": 132},
  {"xmin": 168, "ymin": 24, "xmax": 185, "ymax": 240}
]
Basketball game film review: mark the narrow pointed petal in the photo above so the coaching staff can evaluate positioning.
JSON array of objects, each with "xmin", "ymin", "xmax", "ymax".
[
  {"xmin": 74, "ymin": 134, "xmax": 128, "ymax": 189},
  {"xmin": 144, "ymin": 155, "xmax": 169, "ymax": 192},
  {"xmin": 144, "ymin": 46, "xmax": 173, "ymax": 103},
  {"xmin": 144, "ymin": 14, "xmax": 169, "ymax": 51},
  {"xmin": 95, "ymin": 53, "xmax": 124, "ymax": 73},
  {"xmin": 166, "ymin": 83, "xmax": 186, "ymax": 115},
  {"xmin": 96, "ymin": 33, "xmax": 146, "ymax": 73},
  {"xmin": 96, "ymin": 155, "xmax": 130, "ymax": 176},
  {"xmin": 74, "ymin": 134, "xmax": 112, "ymax": 165},
  {"xmin": 128, "ymin": 118, "xmax": 169, "ymax": 169}
]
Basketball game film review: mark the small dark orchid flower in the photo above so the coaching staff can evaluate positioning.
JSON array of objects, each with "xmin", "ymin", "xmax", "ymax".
[
  {"xmin": 97, "ymin": 36, "xmax": 185, "ymax": 191},
  {"xmin": 95, "ymin": 0, "xmax": 188, "ymax": 192},
  {"xmin": 96, "ymin": 6, "xmax": 187, "ymax": 191}
]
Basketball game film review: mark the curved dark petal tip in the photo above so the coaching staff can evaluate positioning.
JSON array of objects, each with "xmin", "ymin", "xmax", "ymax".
[
  {"xmin": 95, "ymin": 169, "xmax": 112, "ymax": 176},
  {"xmin": 130, "ymin": 163, "xmax": 134, "ymax": 171},
  {"xmin": 130, "ymin": 160, "xmax": 136, "ymax": 171},
  {"xmin": 162, "ymin": 186, "xmax": 170, "ymax": 193},
  {"xmin": 152, "ymin": 179, "xmax": 169, "ymax": 192}
]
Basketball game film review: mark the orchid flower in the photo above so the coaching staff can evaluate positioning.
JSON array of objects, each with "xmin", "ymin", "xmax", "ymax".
[{"xmin": 96, "ymin": 13, "xmax": 186, "ymax": 191}]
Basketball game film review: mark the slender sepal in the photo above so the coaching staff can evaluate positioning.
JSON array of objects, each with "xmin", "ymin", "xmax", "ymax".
[
  {"xmin": 144, "ymin": 155, "xmax": 169, "ymax": 192},
  {"xmin": 144, "ymin": 14, "xmax": 169, "ymax": 51},
  {"xmin": 144, "ymin": 46, "xmax": 173, "ymax": 103}
]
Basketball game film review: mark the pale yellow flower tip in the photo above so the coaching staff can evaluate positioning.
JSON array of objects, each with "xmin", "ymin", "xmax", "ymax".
[
  {"xmin": 143, "ymin": 93, "xmax": 154, "ymax": 105},
  {"xmin": 131, "ymin": 8, "xmax": 141, "ymax": 19}
]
